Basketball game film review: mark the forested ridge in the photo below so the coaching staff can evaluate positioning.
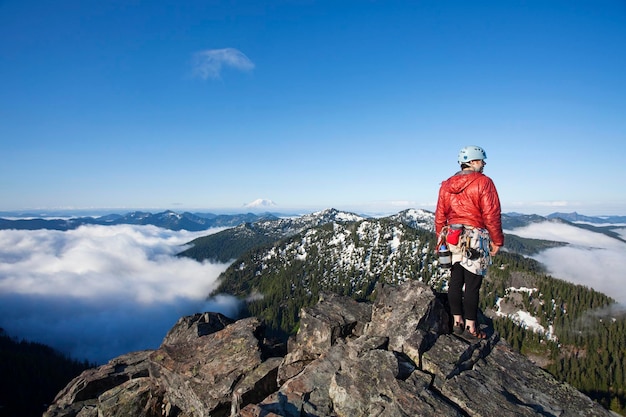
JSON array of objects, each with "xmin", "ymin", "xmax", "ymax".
[
  {"xmin": 218, "ymin": 220, "xmax": 437, "ymax": 335},
  {"xmin": 178, "ymin": 222, "xmax": 279, "ymax": 263}
]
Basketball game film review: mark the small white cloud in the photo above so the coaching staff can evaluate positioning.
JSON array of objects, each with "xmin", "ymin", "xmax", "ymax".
[
  {"xmin": 388, "ymin": 200, "xmax": 413, "ymax": 207},
  {"xmin": 507, "ymin": 201, "xmax": 570, "ymax": 210},
  {"xmin": 536, "ymin": 201, "xmax": 570, "ymax": 207},
  {"xmin": 192, "ymin": 48, "xmax": 255, "ymax": 80}
]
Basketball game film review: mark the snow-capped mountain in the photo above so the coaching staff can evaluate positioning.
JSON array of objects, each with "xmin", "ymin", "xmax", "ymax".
[
  {"xmin": 243, "ymin": 199, "xmax": 277, "ymax": 209},
  {"xmin": 220, "ymin": 215, "xmax": 439, "ymax": 297}
]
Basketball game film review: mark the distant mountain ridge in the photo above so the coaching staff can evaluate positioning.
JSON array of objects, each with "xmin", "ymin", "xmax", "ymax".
[
  {"xmin": 0, "ymin": 210, "xmax": 278, "ymax": 231},
  {"xmin": 547, "ymin": 211, "xmax": 626, "ymax": 224},
  {"xmin": 2, "ymin": 209, "xmax": 624, "ymax": 231},
  {"xmin": 2, "ymin": 209, "xmax": 624, "ymax": 246},
  {"xmin": 502, "ymin": 212, "xmax": 626, "ymax": 244}
]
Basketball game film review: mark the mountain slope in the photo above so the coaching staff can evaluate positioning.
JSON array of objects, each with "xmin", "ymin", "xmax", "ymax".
[
  {"xmin": 179, "ymin": 208, "xmax": 367, "ymax": 263},
  {"xmin": 215, "ymin": 216, "xmax": 440, "ymax": 335}
]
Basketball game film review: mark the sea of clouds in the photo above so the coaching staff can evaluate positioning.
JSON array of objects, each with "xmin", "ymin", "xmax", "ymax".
[
  {"xmin": 0, "ymin": 225, "xmax": 238, "ymax": 364},
  {"xmin": 505, "ymin": 222, "xmax": 626, "ymax": 307}
]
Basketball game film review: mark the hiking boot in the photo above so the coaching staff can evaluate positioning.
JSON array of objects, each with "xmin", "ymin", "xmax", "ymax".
[{"xmin": 463, "ymin": 327, "xmax": 488, "ymax": 341}]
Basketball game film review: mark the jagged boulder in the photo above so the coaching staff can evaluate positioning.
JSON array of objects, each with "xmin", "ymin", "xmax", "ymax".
[
  {"xmin": 277, "ymin": 292, "xmax": 371, "ymax": 385},
  {"xmin": 45, "ymin": 280, "xmax": 616, "ymax": 417},
  {"xmin": 42, "ymin": 350, "xmax": 160, "ymax": 417},
  {"xmin": 161, "ymin": 311, "xmax": 235, "ymax": 345}
]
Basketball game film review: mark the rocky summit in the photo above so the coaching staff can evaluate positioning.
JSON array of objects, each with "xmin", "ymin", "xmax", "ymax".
[{"xmin": 44, "ymin": 280, "xmax": 615, "ymax": 417}]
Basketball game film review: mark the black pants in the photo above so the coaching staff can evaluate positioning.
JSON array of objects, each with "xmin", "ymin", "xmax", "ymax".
[{"xmin": 448, "ymin": 262, "xmax": 483, "ymax": 321}]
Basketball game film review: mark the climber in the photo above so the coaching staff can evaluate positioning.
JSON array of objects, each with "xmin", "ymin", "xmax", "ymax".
[{"xmin": 435, "ymin": 145, "xmax": 504, "ymax": 340}]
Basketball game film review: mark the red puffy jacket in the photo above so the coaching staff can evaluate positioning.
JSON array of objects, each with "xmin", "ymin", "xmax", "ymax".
[{"xmin": 435, "ymin": 171, "xmax": 504, "ymax": 246}]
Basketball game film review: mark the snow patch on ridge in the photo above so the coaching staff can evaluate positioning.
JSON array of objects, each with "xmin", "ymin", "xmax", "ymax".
[{"xmin": 494, "ymin": 287, "xmax": 558, "ymax": 341}]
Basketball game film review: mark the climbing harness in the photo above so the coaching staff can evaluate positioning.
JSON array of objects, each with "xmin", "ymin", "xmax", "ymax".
[{"xmin": 437, "ymin": 224, "xmax": 492, "ymax": 275}]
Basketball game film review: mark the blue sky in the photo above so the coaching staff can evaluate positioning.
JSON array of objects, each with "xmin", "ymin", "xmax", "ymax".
[{"xmin": 1, "ymin": 1, "xmax": 625, "ymax": 216}]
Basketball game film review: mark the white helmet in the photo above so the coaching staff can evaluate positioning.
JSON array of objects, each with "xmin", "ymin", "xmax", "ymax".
[{"xmin": 458, "ymin": 145, "xmax": 487, "ymax": 165}]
